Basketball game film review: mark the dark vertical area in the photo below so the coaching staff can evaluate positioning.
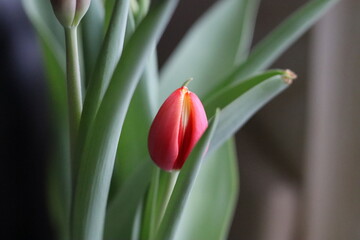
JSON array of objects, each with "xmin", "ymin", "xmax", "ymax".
[{"xmin": 0, "ymin": 1, "xmax": 53, "ymax": 240}]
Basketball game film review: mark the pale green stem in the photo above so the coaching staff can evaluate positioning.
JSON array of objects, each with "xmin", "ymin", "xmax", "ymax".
[
  {"xmin": 154, "ymin": 170, "xmax": 179, "ymax": 236},
  {"xmin": 140, "ymin": 169, "xmax": 179, "ymax": 240},
  {"xmin": 64, "ymin": 27, "xmax": 83, "ymax": 178}
]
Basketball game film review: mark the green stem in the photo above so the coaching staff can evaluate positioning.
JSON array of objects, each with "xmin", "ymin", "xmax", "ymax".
[
  {"xmin": 140, "ymin": 169, "xmax": 179, "ymax": 240},
  {"xmin": 154, "ymin": 170, "xmax": 179, "ymax": 234},
  {"xmin": 64, "ymin": 27, "xmax": 83, "ymax": 178}
]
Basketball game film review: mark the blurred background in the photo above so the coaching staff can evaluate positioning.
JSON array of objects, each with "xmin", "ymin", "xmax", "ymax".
[{"xmin": 1, "ymin": 0, "xmax": 359, "ymax": 239}]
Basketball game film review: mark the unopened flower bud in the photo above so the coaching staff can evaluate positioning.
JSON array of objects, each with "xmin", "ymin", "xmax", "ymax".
[
  {"xmin": 148, "ymin": 84, "xmax": 208, "ymax": 171},
  {"xmin": 50, "ymin": 0, "xmax": 91, "ymax": 27}
]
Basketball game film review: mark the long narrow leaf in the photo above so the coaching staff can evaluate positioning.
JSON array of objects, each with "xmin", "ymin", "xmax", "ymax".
[
  {"xmin": 104, "ymin": 161, "xmax": 154, "ymax": 240},
  {"xmin": 104, "ymin": 0, "xmax": 116, "ymax": 31},
  {"xmin": 160, "ymin": 0, "xmax": 260, "ymax": 101},
  {"xmin": 111, "ymin": 2, "xmax": 158, "ymax": 186},
  {"xmin": 234, "ymin": 0, "xmax": 260, "ymax": 65},
  {"xmin": 206, "ymin": 0, "xmax": 338, "ymax": 98},
  {"xmin": 72, "ymin": 1, "xmax": 179, "ymax": 240},
  {"xmin": 76, "ymin": 0, "xmax": 130, "ymax": 172},
  {"xmin": 81, "ymin": 0, "xmax": 105, "ymax": 87},
  {"xmin": 204, "ymin": 69, "xmax": 287, "ymax": 116},
  {"xmin": 209, "ymin": 75, "xmax": 293, "ymax": 154},
  {"xmin": 156, "ymin": 110, "xmax": 220, "ymax": 240},
  {"xmin": 173, "ymin": 139, "xmax": 239, "ymax": 240},
  {"xmin": 115, "ymin": 52, "xmax": 159, "ymax": 186}
]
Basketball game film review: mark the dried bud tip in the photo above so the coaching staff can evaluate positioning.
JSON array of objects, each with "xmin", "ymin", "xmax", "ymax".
[
  {"xmin": 282, "ymin": 69, "xmax": 297, "ymax": 84},
  {"xmin": 50, "ymin": 0, "xmax": 91, "ymax": 27}
]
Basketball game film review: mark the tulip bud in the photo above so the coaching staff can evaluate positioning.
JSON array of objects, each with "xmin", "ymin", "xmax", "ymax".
[
  {"xmin": 50, "ymin": 0, "xmax": 91, "ymax": 27},
  {"xmin": 148, "ymin": 84, "xmax": 208, "ymax": 171}
]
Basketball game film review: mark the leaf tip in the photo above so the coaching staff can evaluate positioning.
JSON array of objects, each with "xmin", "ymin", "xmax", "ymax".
[
  {"xmin": 182, "ymin": 77, "xmax": 194, "ymax": 87},
  {"xmin": 282, "ymin": 69, "xmax": 297, "ymax": 85}
]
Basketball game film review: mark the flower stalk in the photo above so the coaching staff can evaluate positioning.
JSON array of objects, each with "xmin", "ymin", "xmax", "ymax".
[
  {"xmin": 50, "ymin": 0, "xmax": 90, "ymax": 179},
  {"xmin": 141, "ymin": 169, "xmax": 179, "ymax": 240},
  {"xmin": 64, "ymin": 26, "xmax": 83, "ymax": 172},
  {"xmin": 154, "ymin": 171, "xmax": 179, "ymax": 229}
]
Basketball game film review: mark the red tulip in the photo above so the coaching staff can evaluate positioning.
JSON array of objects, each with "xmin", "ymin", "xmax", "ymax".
[{"xmin": 148, "ymin": 85, "xmax": 208, "ymax": 171}]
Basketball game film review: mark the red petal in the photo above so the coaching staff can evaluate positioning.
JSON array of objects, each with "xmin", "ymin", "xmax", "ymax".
[
  {"xmin": 173, "ymin": 91, "xmax": 208, "ymax": 169},
  {"xmin": 148, "ymin": 88, "xmax": 184, "ymax": 171}
]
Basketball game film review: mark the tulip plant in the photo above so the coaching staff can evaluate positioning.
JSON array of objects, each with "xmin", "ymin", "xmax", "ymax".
[{"xmin": 22, "ymin": 0, "xmax": 336, "ymax": 239}]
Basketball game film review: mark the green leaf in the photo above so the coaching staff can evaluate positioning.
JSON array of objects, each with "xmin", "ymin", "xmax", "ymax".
[
  {"xmin": 204, "ymin": 69, "xmax": 286, "ymax": 116},
  {"xmin": 137, "ymin": 0, "xmax": 151, "ymax": 22},
  {"xmin": 160, "ymin": 0, "xmax": 260, "ymax": 101},
  {"xmin": 76, "ymin": 0, "xmax": 130, "ymax": 166},
  {"xmin": 81, "ymin": 0, "xmax": 105, "ymax": 87},
  {"xmin": 104, "ymin": 161, "xmax": 154, "ymax": 240},
  {"xmin": 114, "ymin": 52, "xmax": 159, "ymax": 186},
  {"xmin": 206, "ymin": 0, "xmax": 339, "ymax": 98},
  {"xmin": 155, "ymin": 110, "xmax": 220, "ymax": 240},
  {"xmin": 112, "ymin": 10, "xmax": 158, "ymax": 187},
  {"xmin": 108, "ymin": 53, "xmax": 160, "ymax": 240},
  {"xmin": 209, "ymin": 75, "xmax": 293, "ymax": 154},
  {"xmin": 71, "ymin": 1, "xmax": 179, "ymax": 240},
  {"xmin": 104, "ymin": 0, "xmax": 116, "ymax": 31},
  {"xmin": 173, "ymin": 139, "xmax": 239, "ymax": 240},
  {"xmin": 234, "ymin": 0, "xmax": 260, "ymax": 65}
]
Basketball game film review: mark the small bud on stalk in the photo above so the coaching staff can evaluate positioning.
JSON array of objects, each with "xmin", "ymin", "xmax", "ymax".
[
  {"xmin": 148, "ymin": 83, "xmax": 208, "ymax": 171},
  {"xmin": 50, "ymin": 0, "xmax": 91, "ymax": 27}
]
